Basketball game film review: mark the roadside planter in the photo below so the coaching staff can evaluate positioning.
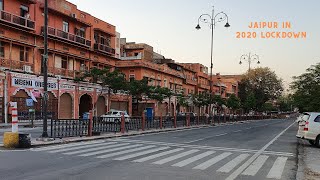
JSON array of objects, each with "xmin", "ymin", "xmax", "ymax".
[{"xmin": 3, "ymin": 132, "xmax": 31, "ymax": 149}]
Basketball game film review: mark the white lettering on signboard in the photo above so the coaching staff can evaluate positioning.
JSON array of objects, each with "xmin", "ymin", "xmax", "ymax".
[
  {"xmin": 60, "ymin": 84, "xmax": 75, "ymax": 90},
  {"xmin": 79, "ymin": 86, "xmax": 94, "ymax": 92}
]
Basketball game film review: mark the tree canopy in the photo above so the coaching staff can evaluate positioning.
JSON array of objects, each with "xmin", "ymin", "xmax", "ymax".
[
  {"xmin": 238, "ymin": 67, "xmax": 283, "ymax": 112},
  {"xmin": 291, "ymin": 63, "xmax": 320, "ymax": 112}
]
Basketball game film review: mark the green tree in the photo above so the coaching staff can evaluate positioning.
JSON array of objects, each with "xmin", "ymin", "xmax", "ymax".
[
  {"xmin": 213, "ymin": 95, "xmax": 226, "ymax": 114},
  {"xmin": 262, "ymin": 102, "xmax": 277, "ymax": 112},
  {"xmin": 291, "ymin": 63, "xmax": 320, "ymax": 112},
  {"xmin": 75, "ymin": 67, "xmax": 127, "ymax": 116},
  {"xmin": 192, "ymin": 92, "xmax": 211, "ymax": 115},
  {"xmin": 239, "ymin": 67, "xmax": 283, "ymax": 112},
  {"xmin": 127, "ymin": 78, "xmax": 150, "ymax": 115},
  {"xmin": 227, "ymin": 94, "xmax": 241, "ymax": 113},
  {"xmin": 244, "ymin": 91, "xmax": 256, "ymax": 111}
]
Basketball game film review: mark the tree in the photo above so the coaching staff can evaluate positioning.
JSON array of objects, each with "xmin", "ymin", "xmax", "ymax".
[
  {"xmin": 291, "ymin": 63, "xmax": 320, "ymax": 112},
  {"xmin": 239, "ymin": 67, "xmax": 283, "ymax": 112},
  {"xmin": 127, "ymin": 78, "xmax": 150, "ymax": 115},
  {"xmin": 213, "ymin": 95, "xmax": 226, "ymax": 114},
  {"xmin": 192, "ymin": 92, "xmax": 211, "ymax": 115},
  {"xmin": 244, "ymin": 91, "xmax": 256, "ymax": 111},
  {"xmin": 227, "ymin": 94, "xmax": 241, "ymax": 113},
  {"xmin": 262, "ymin": 102, "xmax": 277, "ymax": 112},
  {"xmin": 75, "ymin": 67, "xmax": 127, "ymax": 116}
]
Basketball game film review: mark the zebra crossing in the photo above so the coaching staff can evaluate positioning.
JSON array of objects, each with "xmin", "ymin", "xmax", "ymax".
[{"xmin": 31, "ymin": 140, "xmax": 291, "ymax": 179}]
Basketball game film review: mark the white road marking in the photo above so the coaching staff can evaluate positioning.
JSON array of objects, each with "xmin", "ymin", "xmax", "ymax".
[
  {"xmin": 184, "ymin": 133, "xmax": 228, "ymax": 144},
  {"xmin": 108, "ymin": 139, "xmax": 293, "ymax": 156},
  {"xmin": 49, "ymin": 142, "xmax": 117, "ymax": 153},
  {"xmin": 267, "ymin": 157, "xmax": 288, "ymax": 179},
  {"xmin": 97, "ymin": 145, "xmax": 156, "ymax": 159},
  {"xmin": 79, "ymin": 144, "xmax": 142, "ymax": 157},
  {"xmin": 217, "ymin": 154, "xmax": 250, "ymax": 173},
  {"xmin": 172, "ymin": 151, "xmax": 215, "ymax": 167},
  {"xmin": 31, "ymin": 140, "xmax": 105, "ymax": 151},
  {"xmin": 225, "ymin": 122, "xmax": 295, "ymax": 180},
  {"xmin": 152, "ymin": 149, "xmax": 199, "ymax": 165},
  {"xmin": 242, "ymin": 155, "xmax": 269, "ymax": 176},
  {"xmin": 113, "ymin": 146, "xmax": 170, "ymax": 160},
  {"xmin": 133, "ymin": 148, "xmax": 184, "ymax": 163},
  {"xmin": 63, "ymin": 143, "xmax": 130, "ymax": 155},
  {"xmin": 193, "ymin": 152, "xmax": 233, "ymax": 170}
]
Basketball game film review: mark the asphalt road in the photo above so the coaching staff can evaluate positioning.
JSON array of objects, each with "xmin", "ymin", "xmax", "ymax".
[{"xmin": 0, "ymin": 119, "xmax": 298, "ymax": 180}]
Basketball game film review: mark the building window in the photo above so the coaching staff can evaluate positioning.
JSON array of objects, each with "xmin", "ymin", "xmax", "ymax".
[
  {"xmin": 0, "ymin": 41, "xmax": 4, "ymax": 58},
  {"xmin": 20, "ymin": 5, "xmax": 29, "ymax": 18},
  {"xmin": 19, "ymin": 46, "xmax": 29, "ymax": 62},
  {"xmin": 61, "ymin": 58, "xmax": 68, "ymax": 69},
  {"xmin": 164, "ymin": 79, "xmax": 167, "ymax": 88},
  {"xmin": 63, "ymin": 21, "xmax": 69, "ymax": 32},
  {"xmin": 75, "ymin": 27, "xmax": 85, "ymax": 37},
  {"xmin": 129, "ymin": 74, "xmax": 135, "ymax": 82},
  {"xmin": 0, "ymin": 0, "xmax": 3, "ymax": 10}
]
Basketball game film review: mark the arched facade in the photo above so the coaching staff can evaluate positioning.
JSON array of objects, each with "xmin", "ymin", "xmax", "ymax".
[{"xmin": 79, "ymin": 94, "xmax": 92, "ymax": 118}]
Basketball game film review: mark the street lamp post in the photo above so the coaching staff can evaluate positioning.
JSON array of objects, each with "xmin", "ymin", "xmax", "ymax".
[
  {"xmin": 195, "ymin": 6, "xmax": 230, "ymax": 115},
  {"xmin": 239, "ymin": 53, "xmax": 260, "ymax": 71},
  {"xmin": 41, "ymin": 0, "xmax": 49, "ymax": 138}
]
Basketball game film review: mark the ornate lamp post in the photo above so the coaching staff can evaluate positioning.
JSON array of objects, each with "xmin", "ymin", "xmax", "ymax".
[
  {"xmin": 195, "ymin": 6, "xmax": 230, "ymax": 115},
  {"xmin": 239, "ymin": 53, "xmax": 260, "ymax": 71}
]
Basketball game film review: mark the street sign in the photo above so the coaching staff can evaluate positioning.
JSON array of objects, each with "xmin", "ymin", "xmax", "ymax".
[{"xmin": 26, "ymin": 98, "xmax": 34, "ymax": 107}]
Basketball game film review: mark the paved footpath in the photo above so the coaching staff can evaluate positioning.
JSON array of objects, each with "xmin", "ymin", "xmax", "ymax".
[{"xmin": 0, "ymin": 119, "xmax": 298, "ymax": 180}]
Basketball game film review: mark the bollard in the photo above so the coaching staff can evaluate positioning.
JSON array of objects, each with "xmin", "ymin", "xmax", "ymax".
[
  {"xmin": 141, "ymin": 113, "xmax": 145, "ymax": 131},
  {"xmin": 10, "ymin": 102, "xmax": 18, "ymax": 133},
  {"xmin": 121, "ymin": 112, "xmax": 125, "ymax": 133},
  {"xmin": 88, "ymin": 110, "xmax": 93, "ymax": 136},
  {"xmin": 160, "ymin": 115, "xmax": 163, "ymax": 129},
  {"xmin": 174, "ymin": 114, "xmax": 177, "ymax": 128}
]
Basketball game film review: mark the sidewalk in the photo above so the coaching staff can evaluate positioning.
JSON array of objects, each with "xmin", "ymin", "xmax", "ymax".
[
  {"xmin": 0, "ymin": 121, "xmax": 46, "ymax": 129},
  {"xmin": 297, "ymin": 139, "xmax": 320, "ymax": 180}
]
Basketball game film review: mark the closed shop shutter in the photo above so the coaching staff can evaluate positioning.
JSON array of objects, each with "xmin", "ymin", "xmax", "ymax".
[{"xmin": 59, "ymin": 93, "xmax": 72, "ymax": 119}]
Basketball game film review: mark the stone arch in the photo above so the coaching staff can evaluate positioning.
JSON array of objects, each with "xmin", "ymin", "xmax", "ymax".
[
  {"xmin": 59, "ymin": 93, "xmax": 73, "ymax": 119},
  {"xmin": 79, "ymin": 93, "xmax": 92, "ymax": 118}
]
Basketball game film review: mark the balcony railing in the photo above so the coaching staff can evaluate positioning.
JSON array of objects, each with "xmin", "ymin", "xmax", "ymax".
[
  {"xmin": 0, "ymin": 10, "xmax": 35, "ymax": 30},
  {"xmin": 48, "ymin": 67, "xmax": 75, "ymax": 78},
  {"xmin": 42, "ymin": 26, "xmax": 91, "ymax": 47},
  {"xmin": 121, "ymin": 53, "xmax": 142, "ymax": 60},
  {"xmin": 185, "ymin": 79, "xmax": 198, "ymax": 86},
  {"xmin": 198, "ymin": 83, "xmax": 210, "ymax": 90},
  {"xmin": 94, "ymin": 43, "xmax": 115, "ymax": 55},
  {"xmin": 0, "ymin": 58, "xmax": 34, "ymax": 72}
]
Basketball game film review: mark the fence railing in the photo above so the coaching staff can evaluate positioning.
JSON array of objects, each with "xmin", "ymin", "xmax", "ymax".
[
  {"xmin": 49, "ymin": 114, "xmax": 280, "ymax": 139},
  {"xmin": 50, "ymin": 119, "xmax": 89, "ymax": 138}
]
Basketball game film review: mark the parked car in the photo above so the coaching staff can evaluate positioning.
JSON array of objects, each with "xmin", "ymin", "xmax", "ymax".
[
  {"xmin": 296, "ymin": 112, "xmax": 320, "ymax": 147},
  {"xmin": 100, "ymin": 110, "xmax": 131, "ymax": 123}
]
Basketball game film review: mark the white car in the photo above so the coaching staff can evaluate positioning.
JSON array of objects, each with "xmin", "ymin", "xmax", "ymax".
[
  {"xmin": 100, "ymin": 110, "xmax": 131, "ymax": 123},
  {"xmin": 296, "ymin": 112, "xmax": 320, "ymax": 147}
]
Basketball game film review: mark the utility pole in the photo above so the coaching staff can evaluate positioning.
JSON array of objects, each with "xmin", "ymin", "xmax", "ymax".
[{"xmin": 41, "ymin": 0, "xmax": 49, "ymax": 137}]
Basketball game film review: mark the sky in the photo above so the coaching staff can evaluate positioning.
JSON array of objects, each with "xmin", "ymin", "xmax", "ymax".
[{"xmin": 68, "ymin": 0, "xmax": 320, "ymax": 90}]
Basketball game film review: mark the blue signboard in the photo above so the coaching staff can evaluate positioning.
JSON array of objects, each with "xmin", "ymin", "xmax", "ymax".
[{"xmin": 26, "ymin": 98, "xmax": 34, "ymax": 107}]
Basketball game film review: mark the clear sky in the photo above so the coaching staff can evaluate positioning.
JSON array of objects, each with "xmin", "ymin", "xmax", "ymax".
[{"xmin": 68, "ymin": 0, "xmax": 320, "ymax": 89}]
